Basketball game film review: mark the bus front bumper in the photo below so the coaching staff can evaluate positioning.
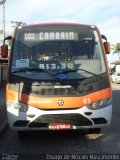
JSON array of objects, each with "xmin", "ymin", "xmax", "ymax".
[{"xmin": 7, "ymin": 103, "xmax": 112, "ymax": 131}]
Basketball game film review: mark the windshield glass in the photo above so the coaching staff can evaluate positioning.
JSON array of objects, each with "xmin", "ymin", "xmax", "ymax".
[{"xmin": 11, "ymin": 25, "xmax": 106, "ymax": 80}]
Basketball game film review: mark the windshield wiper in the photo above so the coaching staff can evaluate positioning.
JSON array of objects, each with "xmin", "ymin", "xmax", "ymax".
[
  {"xmin": 12, "ymin": 68, "xmax": 61, "ymax": 81},
  {"xmin": 54, "ymin": 68, "xmax": 98, "ymax": 77}
]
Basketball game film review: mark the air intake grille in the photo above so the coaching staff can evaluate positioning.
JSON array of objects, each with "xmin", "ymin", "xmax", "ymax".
[{"xmin": 28, "ymin": 113, "xmax": 92, "ymax": 127}]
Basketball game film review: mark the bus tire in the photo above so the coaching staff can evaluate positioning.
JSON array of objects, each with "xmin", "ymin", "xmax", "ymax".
[
  {"xmin": 18, "ymin": 131, "xmax": 27, "ymax": 139},
  {"xmin": 88, "ymin": 128, "xmax": 101, "ymax": 134}
]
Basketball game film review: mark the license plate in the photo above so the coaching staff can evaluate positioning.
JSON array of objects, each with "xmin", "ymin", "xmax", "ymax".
[{"xmin": 49, "ymin": 123, "xmax": 72, "ymax": 130}]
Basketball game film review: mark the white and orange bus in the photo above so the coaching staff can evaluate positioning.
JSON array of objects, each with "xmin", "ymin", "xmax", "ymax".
[{"xmin": 1, "ymin": 22, "xmax": 112, "ymax": 138}]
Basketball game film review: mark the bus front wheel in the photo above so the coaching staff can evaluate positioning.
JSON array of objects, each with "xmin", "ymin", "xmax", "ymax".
[
  {"xmin": 88, "ymin": 128, "xmax": 101, "ymax": 134},
  {"xmin": 18, "ymin": 131, "xmax": 27, "ymax": 139}
]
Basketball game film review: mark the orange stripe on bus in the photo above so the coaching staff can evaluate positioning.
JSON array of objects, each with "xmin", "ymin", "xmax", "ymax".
[{"xmin": 7, "ymin": 87, "xmax": 112, "ymax": 110}]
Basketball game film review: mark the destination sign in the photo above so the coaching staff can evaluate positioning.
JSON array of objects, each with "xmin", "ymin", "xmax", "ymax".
[{"xmin": 24, "ymin": 32, "xmax": 78, "ymax": 41}]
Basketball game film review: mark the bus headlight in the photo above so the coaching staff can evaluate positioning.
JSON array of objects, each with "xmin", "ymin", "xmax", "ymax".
[
  {"xmin": 7, "ymin": 101, "xmax": 28, "ymax": 112},
  {"xmin": 14, "ymin": 103, "xmax": 28, "ymax": 112},
  {"xmin": 87, "ymin": 98, "xmax": 112, "ymax": 110}
]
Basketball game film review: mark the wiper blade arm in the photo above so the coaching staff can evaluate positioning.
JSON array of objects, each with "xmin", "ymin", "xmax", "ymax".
[
  {"xmin": 54, "ymin": 69, "xmax": 98, "ymax": 76},
  {"xmin": 35, "ymin": 68, "xmax": 62, "ymax": 81},
  {"xmin": 12, "ymin": 68, "xmax": 62, "ymax": 82}
]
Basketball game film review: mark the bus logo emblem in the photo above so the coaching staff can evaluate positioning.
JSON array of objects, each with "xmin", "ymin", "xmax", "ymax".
[{"xmin": 57, "ymin": 99, "xmax": 64, "ymax": 106}]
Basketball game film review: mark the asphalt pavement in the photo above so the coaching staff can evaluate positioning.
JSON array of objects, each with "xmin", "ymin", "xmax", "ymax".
[{"xmin": 0, "ymin": 84, "xmax": 7, "ymax": 134}]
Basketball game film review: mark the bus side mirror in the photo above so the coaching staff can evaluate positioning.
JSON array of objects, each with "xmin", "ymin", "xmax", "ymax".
[
  {"xmin": 104, "ymin": 42, "xmax": 110, "ymax": 54},
  {"xmin": 0, "ymin": 35, "xmax": 12, "ymax": 58},
  {"xmin": 0, "ymin": 44, "xmax": 8, "ymax": 58}
]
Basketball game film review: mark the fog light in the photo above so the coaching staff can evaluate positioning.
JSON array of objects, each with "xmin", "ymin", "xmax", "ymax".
[
  {"xmin": 14, "ymin": 103, "xmax": 21, "ymax": 109},
  {"xmin": 92, "ymin": 103, "xmax": 97, "ymax": 109},
  {"xmin": 19, "ymin": 104, "xmax": 28, "ymax": 112}
]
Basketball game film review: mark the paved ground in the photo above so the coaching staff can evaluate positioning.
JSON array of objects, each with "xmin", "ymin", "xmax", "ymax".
[{"xmin": 0, "ymin": 85, "xmax": 7, "ymax": 134}]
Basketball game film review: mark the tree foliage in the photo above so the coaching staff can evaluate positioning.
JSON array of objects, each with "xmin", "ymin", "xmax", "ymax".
[
  {"xmin": 111, "ymin": 43, "xmax": 120, "ymax": 54},
  {"xmin": 111, "ymin": 43, "xmax": 120, "ymax": 61}
]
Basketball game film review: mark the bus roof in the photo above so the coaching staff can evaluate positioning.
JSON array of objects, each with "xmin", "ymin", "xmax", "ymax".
[{"xmin": 21, "ymin": 22, "xmax": 96, "ymax": 28}]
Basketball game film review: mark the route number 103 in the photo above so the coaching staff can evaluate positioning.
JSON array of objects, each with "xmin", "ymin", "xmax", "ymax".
[{"xmin": 24, "ymin": 33, "xmax": 35, "ymax": 40}]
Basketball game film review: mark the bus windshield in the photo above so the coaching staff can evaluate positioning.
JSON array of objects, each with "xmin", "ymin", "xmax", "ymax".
[{"xmin": 11, "ymin": 25, "xmax": 106, "ymax": 80}]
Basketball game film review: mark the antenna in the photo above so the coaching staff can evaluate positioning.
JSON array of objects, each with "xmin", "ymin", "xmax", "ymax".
[{"xmin": 11, "ymin": 21, "xmax": 27, "ymax": 28}]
